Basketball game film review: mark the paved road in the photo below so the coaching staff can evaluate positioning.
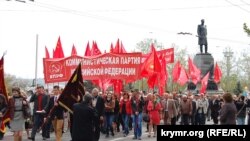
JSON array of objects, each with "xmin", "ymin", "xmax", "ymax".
[{"xmin": 4, "ymin": 120, "xmax": 214, "ymax": 141}]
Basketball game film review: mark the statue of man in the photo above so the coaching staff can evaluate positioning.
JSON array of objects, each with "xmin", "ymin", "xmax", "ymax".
[{"xmin": 197, "ymin": 19, "xmax": 208, "ymax": 54}]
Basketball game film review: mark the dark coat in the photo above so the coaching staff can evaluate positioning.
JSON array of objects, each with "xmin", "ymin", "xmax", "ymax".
[
  {"xmin": 29, "ymin": 93, "xmax": 49, "ymax": 114},
  {"xmin": 131, "ymin": 96, "xmax": 145, "ymax": 114},
  {"xmin": 94, "ymin": 96, "xmax": 105, "ymax": 117},
  {"xmin": 209, "ymin": 99, "xmax": 221, "ymax": 118},
  {"xmin": 220, "ymin": 102, "xmax": 237, "ymax": 125},
  {"xmin": 197, "ymin": 24, "xmax": 207, "ymax": 45},
  {"xmin": 235, "ymin": 100, "xmax": 247, "ymax": 118},
  {"xmin": 191, "ymin": 100, "xmax": 197, "ymax": 114},
  {"xmin": 72, "ymin": 101, "xmax": 98, "ymax": 141},
  {"xmin": 47, "ymin": 96, "xmax": 64, "ymax": 119}
]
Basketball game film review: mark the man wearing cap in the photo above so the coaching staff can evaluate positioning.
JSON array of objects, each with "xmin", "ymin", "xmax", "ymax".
[{"xmin": 28, "ymin": 85, "xmax": 50, "ymax": 141}]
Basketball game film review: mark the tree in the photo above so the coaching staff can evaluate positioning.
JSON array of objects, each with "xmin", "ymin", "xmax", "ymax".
[
  {"xmin": 4, "ymin": 73, "xmax": 30, "ymax": 94},
  {"xmin": 135, "ymin": 38, "xmax": 163, "ymax": 54},
  {"xmin": 243, "ymin": 23, "xmax": 250, "ymax": 36},
  {"xmin": 218, "ymin": 47, "xmax": 241, "ymax": 92},
  {"xmin": 233, "ymin": 81, "xmax": 243, "ymax": 95}
]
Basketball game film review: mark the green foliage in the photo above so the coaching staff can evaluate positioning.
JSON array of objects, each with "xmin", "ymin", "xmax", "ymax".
[
  {"xmin": 4, "ymin": 73, "xmax": 30, "ymax": 94},
  {"xmin": 135, "ymin": 38, "xmax": 163, "ymax": 54},
  {"xmin": 243, "ymin": 23, "xmax": 250, "ymax": 36},
  {"xmin": 233, "ymin": 81, "xmax": 243, "ymax": 95}
]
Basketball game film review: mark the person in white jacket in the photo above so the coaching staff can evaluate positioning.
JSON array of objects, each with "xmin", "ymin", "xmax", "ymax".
[{"xmin": 196, "ymin": 94, "xmax": 209, "ymax": 125}]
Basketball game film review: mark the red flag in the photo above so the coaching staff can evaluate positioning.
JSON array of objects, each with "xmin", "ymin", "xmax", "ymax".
[
  {"xmin": 200, "ymin": 72, "xmax": 210, "ymax": 94},
  {"xmin": 113, "ymin": 39, "xmax": 120, "ymax": 53},
  {"xmin": 147, "ymin": 73, "xmax": 158, "ymax": 89},
  {"xmin": 91, "ymin": 80, "xmax": 100, "ymax": 88},
  {"xmin": 71, "ymin": 44, "xmax": 77, "ymax": 56},
  {"xmin": 159, "ymin": 56, "xmax": 167, "ymax": 86},
  {"xmin": 159, "ymin": 86, "xmax": 165, "ymax": 96},
  {"xmin": 159, "ymin": 55, "xmax": 167, "ymax": 94},
  {"xmin": 110, "ymin": 43, "xmax": 114, "ymax": 53},
  {"xmin": 113, "ymin": 39, "xmax": 126, "ymax": 53},
  {"xmin": 113, "ymin": 80, "xmax": 123, "ymax": 95},
  {"xmin": 102, "ymin": 79, "xmax": 112, "ymax": 92},
  {"xmin": 214, "ymin": 62, "xmax": 222, "ymax": 83},
  {"xmin": 53, "ymin": 36, "xmax": 65, "ymax": 58},
  {"xmin": 45, "ymin": 46, "xmax": 50, "ymax": 58},
  {"xmin": 0, "ymin": 56, "xmax": 10, "ymax": 133},
  {"xmin": 188, "ymin": 57, "xmax": 201, "ymax": 84},
  {"xmin": 84, "ymin": 42, "xmax": 91, "ymax": 57},
  {"xmin": 58, "ymin": 63, "xmax": 85, "ymax": 113},
  {"xmin": 120, "ymin": 41, "xmax": 127, "ymax": 53},
  {"xmin": 141, "ymin": 44, "xmax": 161, "ymax": 77},
  {"xmin": 91, "ymin": 41, "xmax": 101, "ymax": 56},
  {"xmin": 172, "ymin": 61, "xmax": 181, "ymax": 82},
  {"xmin": 93, "ymin": 79, "xmax": 112, "ymax": 92},
  {"xmin": 177, "ymin": 66, "xmax": 188, "ymax": 86}
]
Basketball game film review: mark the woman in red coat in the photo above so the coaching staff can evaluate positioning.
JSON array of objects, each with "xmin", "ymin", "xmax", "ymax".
[{"xmin": 147, "ymin": 94, "xmax": 161, "ymax": 137}]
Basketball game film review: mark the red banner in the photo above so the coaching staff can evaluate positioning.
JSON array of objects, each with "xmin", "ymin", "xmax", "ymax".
[
  {"xmin": 142, "ymin": 48, "xmax": 174, "ymax": 63},
  {"xmin": 160, "ymin": 48, "xmax": 174, "ymax": 63},
  {"xmin": 43, "ymin": 53, "xmax": 142, "ymax": 83}
]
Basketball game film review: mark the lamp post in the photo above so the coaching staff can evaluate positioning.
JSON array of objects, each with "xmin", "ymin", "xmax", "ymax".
[{"xmin": 223, "ymin": 47, "xmax": 233, "ymax": 91}]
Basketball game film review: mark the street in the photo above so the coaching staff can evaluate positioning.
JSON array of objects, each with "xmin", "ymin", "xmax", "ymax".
[
  {"xmin": 4, "ymin": 120, "xmax": 214, "ymax": 141},
  {"xmin": 4, "ymin": 122, "xmax": 158, "ymax": 141}
]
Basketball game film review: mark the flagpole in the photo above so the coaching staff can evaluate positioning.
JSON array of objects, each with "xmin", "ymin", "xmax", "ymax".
[
  {"xmin": 38, "ymin": 105, "xmax": 56, "ymax": 132},
  {"xmin": 35, "ymin": 34, "xmax": 38, "ymax": 86}
]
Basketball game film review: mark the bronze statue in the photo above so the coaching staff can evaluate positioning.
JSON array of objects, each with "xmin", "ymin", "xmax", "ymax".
[{"xmin": 197, "ymin": 19, "xmax": 208, "ymax": 53}]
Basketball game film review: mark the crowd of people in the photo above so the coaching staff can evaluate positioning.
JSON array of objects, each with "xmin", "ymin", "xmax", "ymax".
[{"xmin": 0, "ymin": 85, "xmax": 250, "ymax": 141}]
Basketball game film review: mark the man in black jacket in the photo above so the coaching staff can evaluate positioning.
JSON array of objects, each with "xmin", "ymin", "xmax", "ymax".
[
  {"xmin": 209, "ymin": 94, "xmax": 221, "ymax": 125},
  {"xmin": 72, "ymin": 93, "xmax": 98, "ymax": 141},
  {"xmin": 28, "ymin": 85, "xmax": 50, "ymax": 141},
  {"xmin": 91, "ymin": 88, "xmax": 104, "ymax": 141}
]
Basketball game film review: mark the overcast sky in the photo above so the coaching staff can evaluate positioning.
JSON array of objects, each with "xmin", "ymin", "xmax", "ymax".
[{"xmin": 0, "ymin": 0, "xmax": 249, "ymax": 79}]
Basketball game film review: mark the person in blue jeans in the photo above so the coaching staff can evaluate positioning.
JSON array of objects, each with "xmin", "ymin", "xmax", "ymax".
[
  {"xmin": 130, "ymin": 90, "xmax": 144, "ymax": 140},
  {"xmin": 235, "ymin": 95, "xmax": 247, "ymax": 125},
  {"xmin": 119, "ymin": 92, "xmax": 131, "ymax": 137},
  {"xmin": 104, "ymin": 93, "xmax": 115, "ymax": 138}
]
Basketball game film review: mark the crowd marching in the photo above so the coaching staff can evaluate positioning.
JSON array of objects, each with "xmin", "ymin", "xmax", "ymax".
[{"xmin": 0, "ymin": 85, "xmax": 250, "ymax": 141}]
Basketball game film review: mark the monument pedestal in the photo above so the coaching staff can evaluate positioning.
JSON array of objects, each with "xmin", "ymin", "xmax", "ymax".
[
  {"xmin": 187, "ymin": 53, "xmax": 223, "ymax": 95},
  {"xmin": 193, "ymin": 53, "xmax": 214, "ymax": 78}
]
